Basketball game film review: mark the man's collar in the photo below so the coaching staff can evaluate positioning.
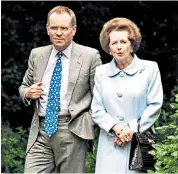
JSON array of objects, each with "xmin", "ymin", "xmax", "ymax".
[
  {"xmin": 62, "ymin": 42, "xmax": 72, "ymax": 59},
  {"xmin": 52, "ymin": 41, "xmax": 73, "ymax": 59}
]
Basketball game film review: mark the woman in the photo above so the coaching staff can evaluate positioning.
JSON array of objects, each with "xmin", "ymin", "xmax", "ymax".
[{"xmin": 91, "ymin": 17, "xmax": 163, "ymax": 173}]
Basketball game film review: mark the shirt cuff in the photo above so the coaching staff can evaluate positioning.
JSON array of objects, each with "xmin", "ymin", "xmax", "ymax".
[
  {"xmin": 24, "ymin": 96, "xmax": 32, "ymax": 106},
  {"xmin": 107, "ymin": 123, "xmax": 118, "ymax": 137}
]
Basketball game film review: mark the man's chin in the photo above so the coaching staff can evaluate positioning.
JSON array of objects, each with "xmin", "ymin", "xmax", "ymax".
[{"xmin": 53, "ymin": 44, "xmax": 66, "ymax": 51}]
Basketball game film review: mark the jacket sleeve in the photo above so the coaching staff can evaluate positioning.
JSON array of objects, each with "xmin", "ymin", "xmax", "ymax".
[
  {"xmin": 139, "ymin": 62, "xmax": 163, "ymax": 133},
  {"xmin": 91, "ymin": 66, "xmax": 118, "ymax": 135},
  {"xmin": 89, "ymin": 51, "xmax": 102, "ymax": 96},
  {"xmin": 19, "ymin": 49, "xmax": 35, "ymax": 106}
]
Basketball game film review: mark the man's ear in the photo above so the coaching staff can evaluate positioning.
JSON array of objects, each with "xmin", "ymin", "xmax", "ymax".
[
  {"xmin": 46, "ymin": 24, "xmax": 50, "ymax": 36},
  {"xmin": 72, "ymin": 25, "xmax": 77, "ymax": 37}
]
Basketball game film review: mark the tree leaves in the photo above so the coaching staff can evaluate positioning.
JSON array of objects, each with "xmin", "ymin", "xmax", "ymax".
[{"xmin": 151, "ymin": 91, "xmax": 178, "ymax": 173}]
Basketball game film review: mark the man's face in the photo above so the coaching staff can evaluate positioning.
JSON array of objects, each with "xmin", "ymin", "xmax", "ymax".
[{"xmin": 46, "ymin": 12, "xmax": 76, "ymax": 51}]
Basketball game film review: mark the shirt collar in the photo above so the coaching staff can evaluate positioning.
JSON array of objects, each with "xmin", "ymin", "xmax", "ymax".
[
  {"xmin": 52, "ymin": 42, "xmax": 73, "ymax": 59},
  {"xmin": 62, "ymin": 42, "xmax": 72, "ymax": 59},
  {"xmin": 108, "ymin": 54, "xmax": 140, "ymax": 77}
]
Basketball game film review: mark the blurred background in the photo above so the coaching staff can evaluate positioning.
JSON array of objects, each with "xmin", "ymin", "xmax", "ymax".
[{"xmin": 1, "ymin": 1, "xmax": 178, "ymax": 173}]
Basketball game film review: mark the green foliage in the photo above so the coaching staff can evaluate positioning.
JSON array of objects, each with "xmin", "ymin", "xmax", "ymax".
[
  {"xmin": 155, "ymin": 86, "xmax": 178, "ymax": 128},
  {"xmin": 1, "ymin": 124, "xmax": 28, "ymax": 173},
  {"xmin": 85, "ymin": 139, "xmax": 98, "ymax": 173},
  {"xmin": 85, "ymin": 126, "xmax": 99, "ymax": 173},
  {"xmin": 149, "ymin": 87, "xmax": 178, "ymax": 173}
]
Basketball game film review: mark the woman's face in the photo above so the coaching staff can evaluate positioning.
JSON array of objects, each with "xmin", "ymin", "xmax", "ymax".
[{"xmin": 109, "ymin": 30, "xmax": 133, "ymax": 63}]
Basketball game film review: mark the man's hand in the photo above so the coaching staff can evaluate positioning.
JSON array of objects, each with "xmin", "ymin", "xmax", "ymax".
[{"xmin": 25, "ymin": 82, "xmax": 42, "ymax": 99}]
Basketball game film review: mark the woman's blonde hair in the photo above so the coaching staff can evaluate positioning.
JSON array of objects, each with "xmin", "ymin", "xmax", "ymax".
[{"xmin": 100, "ymin": 17, "xmax": 142, "ymax": 54}]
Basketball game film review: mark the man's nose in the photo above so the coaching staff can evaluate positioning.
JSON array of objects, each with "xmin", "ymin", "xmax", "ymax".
[{"xmin": 56, "ymin": 28, "xmax": 62, "ymax": 35}]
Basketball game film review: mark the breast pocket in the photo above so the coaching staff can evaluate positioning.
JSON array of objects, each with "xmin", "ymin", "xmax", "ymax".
[{"xmin": 77, "ymin": 69, "xmax": 89, "ymax": 82}]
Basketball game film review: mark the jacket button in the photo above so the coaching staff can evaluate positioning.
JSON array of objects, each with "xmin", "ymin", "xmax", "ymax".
[
  {"xmin": 119, "ymin": 116, "xmax": 124, "ymax": 121},
  {"xmin": 119, "ymin": 71, "xmax": 125, "ymax": 77},
  {"xmin": 117, "ymin": 93, "xmax": 122, "ymax": 98}
]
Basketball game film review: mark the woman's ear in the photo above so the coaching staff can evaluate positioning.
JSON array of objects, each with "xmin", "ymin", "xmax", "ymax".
[
  {"xmin": 131, "ymin": 45, "xmax": 134, "ymax": 53},
  {"xmin": 109, "ymin": 50, "xmax": 112, "ymax": 55}
]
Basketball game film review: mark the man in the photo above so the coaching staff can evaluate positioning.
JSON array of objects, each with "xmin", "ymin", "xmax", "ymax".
[{"xmin": 19, "ymin": 6, "xmax": 102, "ymax": 173}]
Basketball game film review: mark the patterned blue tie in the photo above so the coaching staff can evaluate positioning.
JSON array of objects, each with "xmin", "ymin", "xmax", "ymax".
[{"xmin": 44, "ymin": 52, "xmax": 63, "ymax": 136}]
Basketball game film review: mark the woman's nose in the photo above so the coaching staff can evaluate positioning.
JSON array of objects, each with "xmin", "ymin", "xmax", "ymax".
[{"xmin": 117, "ymin": 43, "xmax": 122, "ymax": 49}]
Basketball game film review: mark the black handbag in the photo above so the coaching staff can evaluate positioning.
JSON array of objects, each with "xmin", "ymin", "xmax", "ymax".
[{"xmin": 129, "ymin": 132, "xmax": 160, "ymax": 171}]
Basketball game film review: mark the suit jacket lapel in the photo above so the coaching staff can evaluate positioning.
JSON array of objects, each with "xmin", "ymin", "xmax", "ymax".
[
  {"xmin": 67, "ymin": 42, "xmax": 83, "ymax": 104},
  {"xmin": 36, "ymin": 45, "xmax": 53, "ymax": 81},
  {"xmin": 35, "ymin": 45, "xmax": 52, "ymax": 111}
]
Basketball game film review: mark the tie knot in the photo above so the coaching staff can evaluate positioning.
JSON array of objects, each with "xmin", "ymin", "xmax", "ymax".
[{"xmin": 57, "ymin": 52, "xmax": 63, "ymax": 59}]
